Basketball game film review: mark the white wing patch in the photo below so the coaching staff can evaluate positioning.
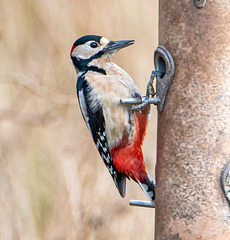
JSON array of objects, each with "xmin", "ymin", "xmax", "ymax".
[
  {"xmin": 78, "ymin": 89, "xmax": 94, "ymax": 137},
  {"xmin": 78, "ymin": 90, "xmax": 88, "ymax": 122}
]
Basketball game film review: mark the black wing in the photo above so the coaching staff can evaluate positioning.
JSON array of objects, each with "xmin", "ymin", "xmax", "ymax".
[{"xmin": 76, "ymin": 74, "xmax": 126, "ymax": 197}]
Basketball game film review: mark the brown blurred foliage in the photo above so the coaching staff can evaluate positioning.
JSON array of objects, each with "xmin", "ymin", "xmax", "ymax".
[{"xmin": 0, "ymin": 0, "xmax": 158, "ymax": 239}]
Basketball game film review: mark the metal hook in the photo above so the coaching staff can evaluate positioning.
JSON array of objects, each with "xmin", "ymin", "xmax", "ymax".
[
  {"xmin": 129, "ymin": 200, "xmax": 155, "ymax": 208},
  {"xmin": 120, "ymin": 96, "xmax": 160, "ymax": 106},
  {"xmin": 154, "ymin": 45, "xmax": 175, "ymax": 112},
  {"xmin": 221, "ymin": 161, "xmax": 230, "ymax": 206},
  {"xmin": 194, "ymin": 0, "xmax": 206, "ymax": 8},
  {"xmin": 120, "ymin": 46, "xmax": 175, "ymax": 113}
]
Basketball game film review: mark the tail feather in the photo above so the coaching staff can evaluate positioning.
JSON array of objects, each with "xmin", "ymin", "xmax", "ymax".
[
  {"xmin": 116, "ymin": 174, "xmax": 126, "ymax": 198},
  {"xmin": 138, "ymin": 173, "xmax": 155, "ymax": 203}
]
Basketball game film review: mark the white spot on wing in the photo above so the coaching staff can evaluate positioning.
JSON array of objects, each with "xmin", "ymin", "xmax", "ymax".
[
  {"xmin": 108, "ymin": 166, "xmax": 113, "ymax": 175},
  {"xmin": 102, "ymin": 154, "xmax": 110, "ymax": 164}
]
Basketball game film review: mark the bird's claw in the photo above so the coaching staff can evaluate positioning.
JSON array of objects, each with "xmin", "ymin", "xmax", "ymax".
[
  {"xmin": 131, "ymin": 70, "xmax": 161, "ymax": 111},
  {"xmin": 131, "ymin": 96, "xmax": 150, "ymax": 112},
  {"xmin": 131, "ymin": 92, "xmax": 142, "ymax": 101},
  {"xmin": 146, "ymin": 70, "xmax": 161, "ymax": 98}
]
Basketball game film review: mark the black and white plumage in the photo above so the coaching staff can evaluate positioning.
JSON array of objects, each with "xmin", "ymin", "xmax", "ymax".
[
  {"xmin": 76, "ymin": 70, "xmax": 126, "ymax": 196},
  {"xmin": 70, "ymin": 35, "xmax": 155, "ymax": 203}
]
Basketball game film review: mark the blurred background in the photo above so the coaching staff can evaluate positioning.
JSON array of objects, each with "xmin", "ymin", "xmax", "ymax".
[{"xmin": 0, "ymin": 0, "xmax": 158, "ymax": 239}]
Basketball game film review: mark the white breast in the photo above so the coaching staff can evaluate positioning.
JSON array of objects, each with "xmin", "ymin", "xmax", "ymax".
[{"xmin": 83, "ymin": 61, "xmax": 141, "ymax": 150}]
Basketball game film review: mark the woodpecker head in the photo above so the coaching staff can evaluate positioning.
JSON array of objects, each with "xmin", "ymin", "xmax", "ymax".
[{"xmin": 70, "ymin": 35, "xmax": 134, "ymax": 73}]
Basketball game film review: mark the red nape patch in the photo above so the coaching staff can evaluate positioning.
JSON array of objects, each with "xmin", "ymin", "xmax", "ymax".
[
  {"xmin": 111, "ymin": 112, "xmax": 149, "ymax": 182},
  {"xmin": 70, "ymin": 45, "xmax": 76, "ymax": 56}
]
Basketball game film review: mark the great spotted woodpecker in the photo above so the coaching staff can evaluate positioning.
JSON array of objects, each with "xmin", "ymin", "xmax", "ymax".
[{"xmin": 70, "ymin": 35, "xmax": 155, "ymax": 203}]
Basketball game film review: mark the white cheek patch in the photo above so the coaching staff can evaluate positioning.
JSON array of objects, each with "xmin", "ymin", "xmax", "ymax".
[
  {"xmin": 72, "ymin": 43, "xmax": 104, "ymax": 60},
  {"xmin": 72, "ymin": 45, "xmax": 92, "ymax": 59}
]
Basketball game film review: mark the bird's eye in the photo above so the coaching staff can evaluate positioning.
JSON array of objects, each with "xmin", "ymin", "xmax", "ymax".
[{"xmin": 90, "ymin": 42, "xmax": 98, "ymax": 48}]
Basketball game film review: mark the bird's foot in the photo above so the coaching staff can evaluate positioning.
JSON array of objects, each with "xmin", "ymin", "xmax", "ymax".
[
  {"xmin": 146, "ymin": 70, "xmax": 163, "ymax": 97},
  {"xmin": 120, "ymin": 70, "xmax": 163, "ymax": 110},
  {"xmin": 130, "ymin": 95, "xmax": 151, "ymax": 112}
]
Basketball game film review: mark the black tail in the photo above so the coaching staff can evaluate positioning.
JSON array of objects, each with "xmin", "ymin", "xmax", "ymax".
[{"xmin": 138, "ymin": 173, "xmax": 155, "ymax": 203}]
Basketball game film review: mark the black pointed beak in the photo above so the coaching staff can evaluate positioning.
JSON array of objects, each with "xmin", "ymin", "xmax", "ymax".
[{"xmin": 103, "ymin": 40, "xmax": 134, "ymax": 53}]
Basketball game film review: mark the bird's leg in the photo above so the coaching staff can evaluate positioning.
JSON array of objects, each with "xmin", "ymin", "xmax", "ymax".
[
  {"xmin": 130, "ymin": 70, "xmax": 162, "ymax": 111},
  {"xmin": 120, "ymin": 70, "xmax": 163, "ymax": 112},
  {"xmin": 130, "ymin": 92, "xmax": 143, "ymax": 113},
  {"xmin": 146, "ymin": 70, "xmax": 157, "ymax": 98},
  {"xmin": 130, "ymin": 96, "xmax": 150, "ymax": 112}
]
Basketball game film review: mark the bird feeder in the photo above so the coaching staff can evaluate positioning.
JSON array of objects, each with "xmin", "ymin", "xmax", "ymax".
[{"xmin": 155, "ymin": 1, "xmax": 230, "ymax": 239}]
